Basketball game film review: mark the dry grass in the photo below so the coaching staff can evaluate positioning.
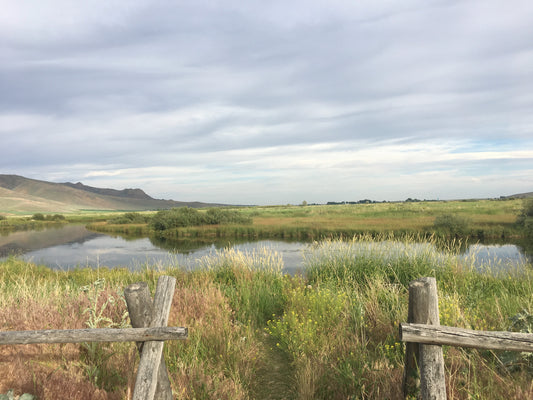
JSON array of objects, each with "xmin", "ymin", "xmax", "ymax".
[
  {"xmin": 253, "ymin": 216, "xmax": 435, "ymax": 231},
  {"xmin": 0, "ymin": 293, "xmax": 130, "ymax": 400}
]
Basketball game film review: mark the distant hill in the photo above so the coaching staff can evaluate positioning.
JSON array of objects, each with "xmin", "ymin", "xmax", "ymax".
[
  {"xmin": 0, "ymin": 174, "xmax": 223, "ymax": 214},
  {"xmin": 62, "ymin": 181, "xmax": 154, "ymax": 200},
  {"xmin": 505, "ymin": 192, "xmax": 533, "ymax": 199}
]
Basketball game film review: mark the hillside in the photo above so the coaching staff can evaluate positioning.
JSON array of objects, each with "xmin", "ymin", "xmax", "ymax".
[
  {"xmin": 0, "ymin": 174, "xmax": 221, "ymax": 215},
  {"xmin": 507, "ymin": 192, "xmax": 533, "ymax": 199}
]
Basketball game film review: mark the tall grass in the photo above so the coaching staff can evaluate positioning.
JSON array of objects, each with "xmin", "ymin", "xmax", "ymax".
[{"xmin": 0, "ymin": 235, "xmax": 531, "ymax": 399}]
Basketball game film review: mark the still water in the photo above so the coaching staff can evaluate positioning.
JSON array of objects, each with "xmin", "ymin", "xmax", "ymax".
[{"xmin": 1, "ymin": 225, "xmax": 530, "ymax": 274}]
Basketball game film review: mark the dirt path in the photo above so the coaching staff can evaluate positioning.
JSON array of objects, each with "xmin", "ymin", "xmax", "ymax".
[{"xmin": 251, "ymin": 336, "xmax": 297, "ymax": 400}]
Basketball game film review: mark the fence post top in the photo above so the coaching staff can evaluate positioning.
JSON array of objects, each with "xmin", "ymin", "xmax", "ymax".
[
  {"xmin": 410, "ymin": 277, "xmax": 436, "ymax": 286},
  {"xmin": 125, "ymin": 282, "xmax": 149, "ymax": 292}
]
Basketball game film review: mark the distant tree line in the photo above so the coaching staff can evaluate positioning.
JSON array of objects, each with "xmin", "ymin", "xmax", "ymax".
[{"xmin": 325, "ymin": 198, "xmax": 425, "ymax": 205}]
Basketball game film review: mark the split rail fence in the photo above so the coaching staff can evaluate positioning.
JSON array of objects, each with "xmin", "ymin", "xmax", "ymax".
[
  {"xmin": 0, "ymin": 275, "xmax": 187, "ymax": 400},
  {"xmin": 400, "ymin": 277, "xmax": 533, "ymax": 400}
]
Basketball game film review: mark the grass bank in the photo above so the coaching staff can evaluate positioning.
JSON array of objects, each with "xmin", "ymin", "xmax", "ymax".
[{"xmin": 1, "ymin": 235, "xmax": 531, "ymax": 399}]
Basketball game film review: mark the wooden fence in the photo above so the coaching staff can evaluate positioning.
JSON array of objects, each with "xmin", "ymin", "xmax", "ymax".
[
  {"xmin": 400, "ymin": 277, "xmax": 533, "ymax": 400},
  {"xmin": 0, "ymin": 275, "xmax": 187, "ymax": 400}
]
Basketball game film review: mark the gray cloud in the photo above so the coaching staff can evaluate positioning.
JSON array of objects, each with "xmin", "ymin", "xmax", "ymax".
[{"xmin": 1, "ymin": 0, "xmax": 532, "ymax": 204}]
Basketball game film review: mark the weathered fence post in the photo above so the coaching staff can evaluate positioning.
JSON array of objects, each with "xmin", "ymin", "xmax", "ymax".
[
  {"xmin": 125, "ymin": 276, "xmax": 176, "ymax": 400},
  {"xmin": 125, "ymin": 281, "xmax": 173, "ymax": 400},
  {"xmin": 403, "ymin": 277, "xmax": 446, "ymax": 400}
]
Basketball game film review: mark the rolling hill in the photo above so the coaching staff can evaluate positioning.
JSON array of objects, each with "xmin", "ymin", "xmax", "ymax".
[
  {"xmin": 507, "ymin": 192, "xmax": 533, "ymax": 199},
  {"xmin": 0, "ymin": 174, "xmax": 221, "ymax": 215}
]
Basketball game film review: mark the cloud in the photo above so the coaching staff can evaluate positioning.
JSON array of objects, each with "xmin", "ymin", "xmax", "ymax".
[{"xmin": 1, "ymin": 0, "xmax": 532, "ymax": 204}]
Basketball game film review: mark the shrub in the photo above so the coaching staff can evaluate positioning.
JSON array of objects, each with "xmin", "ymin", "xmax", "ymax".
[
  {"xmin": 108, "ymin": 212, "xmax": 148, "ymax": 224},
  {"xmin": 150, "ymin": 207, "xmax": 203, "ymax": 230},
  {"xmin": 32, "ymin": 213, "xmax": 45, "ymax": 221},
  {"xmin": 150, "ymin": 207, "xmax": 252, "ymax": 231},
  {"xmin": 205, "ymin": 208, "xmax": 252, "ymax": 225},
  {"xmin": 433, "ymin": 213, "xmax": 470, "ymax": 235},
  {"xmin": 517, "ymin": 199, "xmax": 533, "ymax": 238},
  {"xmin": 30, "ymin": 214, "xmax": 66, "ymax": 222}
]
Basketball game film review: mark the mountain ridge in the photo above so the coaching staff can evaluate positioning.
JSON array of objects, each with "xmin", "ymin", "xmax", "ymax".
[
  {"xmin": 62, "ymin": 181, "xmax": 154, "ymax": 200},
  {"xmin": 0, "ymin": 174, "xmax": 222, "ymax": 214}
]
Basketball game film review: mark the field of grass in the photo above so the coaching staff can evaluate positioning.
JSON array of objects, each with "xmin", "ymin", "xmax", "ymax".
[
  {"xmin": 244, "ymin": 199, "xmax": 522, "ymax": 233},
  {"xmin": 1, "ymin": 235, "xmax": 531, "ymax": 399},
  {"xmin": 80, "ymin": 199, "xmax": 525, "ymax": 242},
  {"xmin": 2, "ymin": 199, "xmax": 524, "ymax": 241}
]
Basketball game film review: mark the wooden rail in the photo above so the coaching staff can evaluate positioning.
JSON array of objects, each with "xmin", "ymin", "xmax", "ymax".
[
  {"xmin": 0, "ymin": 275, "xmax": 187, "ymax": 400},
  {"xmin": 401, "ymin": 323, "xmax": 533, "ymax": 353},
  {"xmin": 400, "ymin": 276, "xmax": 533, "ymax": 400},
  {"xmin": 0, "ymin": 326, "xmax": 187, "ymax": 345}
]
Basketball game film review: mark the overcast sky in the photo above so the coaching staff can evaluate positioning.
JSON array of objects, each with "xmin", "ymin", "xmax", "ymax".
[{"xmin": 1, "ymin": 0, "xmax": 532, "ymax": 205}]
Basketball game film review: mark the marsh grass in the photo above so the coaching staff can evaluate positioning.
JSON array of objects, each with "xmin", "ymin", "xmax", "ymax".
[
  {"xmin": 84, "ymin": 199, "xmax": 524, "ymax": 241},
  {"xmin": 0, "ymin": 234, "xmax": 531, "ymax": 399}
]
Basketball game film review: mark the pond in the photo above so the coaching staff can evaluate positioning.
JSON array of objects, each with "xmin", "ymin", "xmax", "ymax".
[{"xmin": 1, "ymin": 225, "xmax": 531, "ymax": 275}]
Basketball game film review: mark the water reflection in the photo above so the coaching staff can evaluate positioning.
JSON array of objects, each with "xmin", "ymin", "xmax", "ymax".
[
  {"xmin": 0, "ymin": 225, "xmax": 99, "ymax": 257},
  {"xmin": 460, "ymin": 243, "xmax": 531, "ymax": 271},
  {"xmin": 0, "ymin": 225, "xmax": 530, "ymax": 274}
]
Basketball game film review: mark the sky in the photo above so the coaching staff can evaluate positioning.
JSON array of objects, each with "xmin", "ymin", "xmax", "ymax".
[{"xmin": 1, "ymin": 0, "xmax": 533, "ymax": 205}]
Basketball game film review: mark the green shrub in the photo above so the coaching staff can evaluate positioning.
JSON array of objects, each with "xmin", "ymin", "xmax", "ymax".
[
  {"xmin": 31, "ymin": 213, "xmax": 45, "ymax": 221},
  {"xmin": 205, "ymin": 208, "xmax": 252, "ymax": 225},
  {"xmin": 150, "ymin": 207, "xmax": 203, "ymax": 230},
  {"xmin": 517, "ymin": 199, "xmax": 533, "ymax": 238},
  {"xmin": 150, "ymin": 207, "xmax": 252, "ymax": 231},
  {"xmin": 108, "ymin": 212, "xmax": 148, "ymax": 224},
  {"xmin": 433, "ymin": 213, "xmax": 470, "ymax": 235},
  {"xmin": 517, "ymin": 199, "xmax": 533, "ymax": 223}
]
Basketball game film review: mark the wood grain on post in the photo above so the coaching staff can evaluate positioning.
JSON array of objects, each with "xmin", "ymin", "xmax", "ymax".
[
  {"xmin": 130, "ymin": 276, "xmax": 176, "ymax": 400},
  {"xmin": 403, "ymin": 280, "xmax": 420, "ymax": 397},
  {"xmin": 402, "ymin": 277, "xmax": 446, "ymax": 400},
  {"xmin": 125, "ymin": 280, "xmax": 174, "ymax": 400},
  {"xmin": 401, "ymin": 323, "xmax": 533, "ymax": 353}
]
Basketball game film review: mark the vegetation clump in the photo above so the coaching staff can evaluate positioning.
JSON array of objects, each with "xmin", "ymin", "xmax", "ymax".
[
  {"xmin": 433, "ymin": 213, "xmax": 470, "ymax": 236},
  {"xmin": 31, "ymin": 213, "xmax": 65, "ymax": 222},
  {"xmin": 516, "ymin": 198, "xmax": 533, "ymax": 239},
  {"xmin": 107, "ymin": 212, "xmax": 149, "ymax": 225},
  {"xmin": 150, "ymin": 207, "xmax": 251, "ymax": 231}
]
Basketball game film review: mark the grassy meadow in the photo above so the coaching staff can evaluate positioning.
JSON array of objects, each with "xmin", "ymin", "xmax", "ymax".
[
  {"xmin": 78, "ymin": 198, "xmax": 527, "ymax": 242},
  {"xmin": 1, "ymin": 233, "xmax": 532, "ymax": 399}
]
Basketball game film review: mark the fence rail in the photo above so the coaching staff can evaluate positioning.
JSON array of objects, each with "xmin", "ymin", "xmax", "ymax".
[
  {"xmin": 0, "ymin": 326, "xmax": 187, "ymax": 345},
  {"xmin": 0, "ymin": 275, "xmax": 186, "ymax": 400},
  {"xmin": 400, "ymin": 276, "xmax": 533, "ymax": 400},
  {"xmin": 401, "ymin": 323, "xmax": 533, "ymax": 353}
]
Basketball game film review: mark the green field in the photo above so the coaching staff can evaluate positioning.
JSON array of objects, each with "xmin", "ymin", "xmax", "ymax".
[{"xmin": 74, "ymin": 198, "xmax": 527, "ymax": 242}]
